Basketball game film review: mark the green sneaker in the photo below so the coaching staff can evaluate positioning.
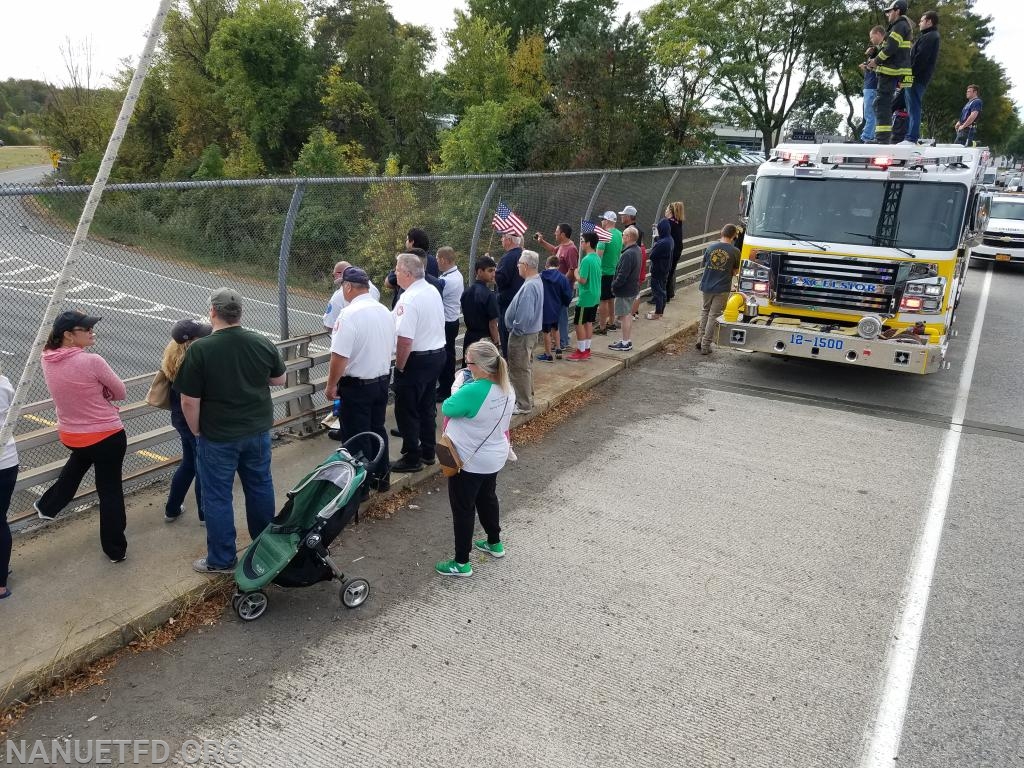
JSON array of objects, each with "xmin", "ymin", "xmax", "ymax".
[
  {"xmin": 435, "ymin": 558, "xmax": 473, "ymax": 577},
  {"xmin": 474, "ymin": 539, "xmax": 505, "ymax": 558}
]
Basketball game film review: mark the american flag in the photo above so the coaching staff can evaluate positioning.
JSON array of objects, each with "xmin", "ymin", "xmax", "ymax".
[
  {"xmin": 580, "ymin": 219, "xmax": 612, "ymax": 243},
  {"xmin": 492, "ymin": 201, "xmax": 528, "ymax": 236}
]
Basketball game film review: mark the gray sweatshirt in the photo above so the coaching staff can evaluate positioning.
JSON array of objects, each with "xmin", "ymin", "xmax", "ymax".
[
  {"xmin": 612, "ymin": 243, "xmax": 641, "ymax": 297},
  {"xmin": 504, "ymin": 275, "xmax": 544, "ymax": 335}
]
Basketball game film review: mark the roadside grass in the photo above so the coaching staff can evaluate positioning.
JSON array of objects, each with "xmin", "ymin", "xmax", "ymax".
[{"xmin": 0, "ymin": 146, "xmax": 51, "ymax": 172}]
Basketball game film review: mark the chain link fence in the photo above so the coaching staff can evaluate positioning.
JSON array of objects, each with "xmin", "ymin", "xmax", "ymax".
[{"xmin": 0, "ymin": 163, "xmax": 754, "ymax": 522}]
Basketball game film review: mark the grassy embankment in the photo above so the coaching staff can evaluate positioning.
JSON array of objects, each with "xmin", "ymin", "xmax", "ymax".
[{"xmin": 0, "ymin": 145, "xmax": 50, "ymax": 172}]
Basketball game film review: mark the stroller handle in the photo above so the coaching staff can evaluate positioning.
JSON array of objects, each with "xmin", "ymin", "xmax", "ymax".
[{"xmin": 342, "ymin": 431, "xmax": 387, "ymax": 468}]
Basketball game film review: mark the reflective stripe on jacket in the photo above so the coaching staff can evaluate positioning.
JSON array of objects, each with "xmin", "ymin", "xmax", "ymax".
[{"xmin": 877, "ymin": 15, "xmax": 913, "ymax": 80}]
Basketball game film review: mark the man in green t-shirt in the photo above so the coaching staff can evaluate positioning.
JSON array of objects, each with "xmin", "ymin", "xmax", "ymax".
[
  {"xmin": 175, "ymin": 287, "xmax": 287, "ymax": 573},
  {"xmin": 594, "ymin": 210, "xmax": 622, "ymax": 334},
  {"xmin": 567, "ymin": 231, "xmax": 603, "ymax": 361}
]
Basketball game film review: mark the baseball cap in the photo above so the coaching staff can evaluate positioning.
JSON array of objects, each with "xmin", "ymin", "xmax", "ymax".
[
  {"xmin": 883, "ymin": 0, "xmax": 907, "ymax": 11},
  {"xmin": 618, "ymin": 205, "xmax": 638, "ymax": 216},
  {"xmin": 601, "ymin": 210, "xmax": 617, "ymax": 222},
  {"xmin": 210, "ymin": 287, "xmax": 243, "ymax": 313},
  {"xmin": 171, "ymin": 318, "xmax": 212, "ymax": 343},
  {"xmin": 341, "ymin": 266, "xmax": 370, "ymax": 285},
  {"xmin": 51, "ymin": 310, "xmax": 101, "ymax": 338}
]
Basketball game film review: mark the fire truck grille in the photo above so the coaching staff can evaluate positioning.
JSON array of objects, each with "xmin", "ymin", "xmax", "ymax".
[{"xmin": 775, "ymin": 254, "xmax": 900, "ymax": 313}]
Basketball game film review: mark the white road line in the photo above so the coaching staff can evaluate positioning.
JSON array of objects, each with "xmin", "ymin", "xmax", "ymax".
[
  {"xmin": 26, "ymin": 228, "xmax": 324, "ymax": 319},
  {"xmin": 860, "ymin": 265, "xmax": 993, "ymax": 767}
]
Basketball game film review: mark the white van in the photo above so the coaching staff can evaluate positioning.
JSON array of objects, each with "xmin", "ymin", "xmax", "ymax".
[{"xmin": 971, "ymin": 194, "xmax": 1024, "ymax": 264}]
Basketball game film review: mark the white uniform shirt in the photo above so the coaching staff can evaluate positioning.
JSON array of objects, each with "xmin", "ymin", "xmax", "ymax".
[
  {"xmin": 440, "ymin": 267, "xmax": 465, "ymax": 323},
  {"xmin": 324, "ymin": 281, "xmax": 381, "ymax": 331},
  {"xmin": 0, "ymin": 375, "xmax": 19, "ymax": 470},
  {"xmin": 330, "ymin": 294, "xmax": 395, "ymax": 379},
  {"xmin": 393, "ymin": 278, "xmax": 446, "ymax": 351}
]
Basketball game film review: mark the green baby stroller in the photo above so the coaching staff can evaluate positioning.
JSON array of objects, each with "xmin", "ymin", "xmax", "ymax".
[{"xmin": 231, "ymin": 432, "xmax": 385, "ymax": 621}]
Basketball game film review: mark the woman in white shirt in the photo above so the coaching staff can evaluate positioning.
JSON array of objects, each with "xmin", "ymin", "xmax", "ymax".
[
  {"xmin": 1, "ymin": 365, "xmax": 19, "ymax": 599},
  {"xmin": 435, "ymin": 341, "xmax": 514, "ymax": 578}
]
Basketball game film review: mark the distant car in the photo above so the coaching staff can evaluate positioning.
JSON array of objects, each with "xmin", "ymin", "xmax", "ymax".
[
  {"xmin": 971, "ymin": 194, "xmax": 1024, "ymax": 266},
  {"xmin": 1008, "ymin": 176, "xmax": 1024, "ymax": 193},
  {"xmin": 0, "ymin": 139, "xmax": 6, "ymax": 147}
]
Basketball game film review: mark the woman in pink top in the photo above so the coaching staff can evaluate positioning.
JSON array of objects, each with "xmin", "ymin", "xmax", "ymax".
[{"xmin": 37, "ymin": 310, "xmax": 128, "ymax": 563}]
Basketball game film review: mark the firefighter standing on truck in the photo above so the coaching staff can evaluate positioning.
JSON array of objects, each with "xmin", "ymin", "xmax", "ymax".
[{"xmin": 867, "ymin": 0, "xmax": 913, "ymax": 145}]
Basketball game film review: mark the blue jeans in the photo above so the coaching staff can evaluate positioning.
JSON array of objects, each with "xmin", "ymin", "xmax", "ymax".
[
  {"xmin": 904, "ymin": 82, "xmax": 926, "ymax": 142},
  {"xmin": 197, "ymin": 432, "xmax": 276, "ymax": 568},
  {"xmin": 862, "ymin": 87, "xmax": 877, "ymax": 141},
  {"xmin": 558, "ymin": 305, "xmax": 570, "ymax": 349},
  {"xmin": 167, "ymin": 410, "xmax": 202, "ymax": 520}
]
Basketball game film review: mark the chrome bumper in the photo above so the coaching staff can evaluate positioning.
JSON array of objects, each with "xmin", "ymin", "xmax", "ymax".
[{"xmin": 715, "ymin": 320, "xmax": 944, "ymax": 374}]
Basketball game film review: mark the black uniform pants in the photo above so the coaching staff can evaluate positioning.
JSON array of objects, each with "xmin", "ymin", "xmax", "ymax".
[
  {"xmin": 38, "ymin": 429, "xmax": 128, "ymax": 560},
  {"xmin": 438, "ymin": 319, "xmax": 461, "ymax": 397},
  {"xmin": 448, "ymin": 469, "xmax": 500, "ymax": 564},
  {"xmin": 336, "ymin": 375, "xmax": 390, "ymax": 480},
  {"xmin": 393, "ymin": 349, "xmax": 445, "ymax": 461},
  {"xmin": 873, "ymin": 74, "xmax": 900, "ymax": 144}
]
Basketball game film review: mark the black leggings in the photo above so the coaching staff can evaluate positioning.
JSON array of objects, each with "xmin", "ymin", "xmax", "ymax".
[
  {"xmin": 38, "ymin": 430, "xmax": 128, "ymax": 560},
  {"xmin": 448, "ymin": 470, "xmax": 501, "ymax": 564},
  {"xmin": 0, "ymin": 465, "xmax": 15, "ymax": 589}
]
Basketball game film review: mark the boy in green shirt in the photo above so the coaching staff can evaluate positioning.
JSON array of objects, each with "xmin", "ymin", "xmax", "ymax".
[{"xmin": 567, "ymin": 231, "xmax": 603, "ymax": 361}]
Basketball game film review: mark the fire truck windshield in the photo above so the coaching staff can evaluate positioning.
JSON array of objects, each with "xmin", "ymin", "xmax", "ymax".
[{"xmin": 747, "ymin": 177, "xmax": 967, "ymax": 251}]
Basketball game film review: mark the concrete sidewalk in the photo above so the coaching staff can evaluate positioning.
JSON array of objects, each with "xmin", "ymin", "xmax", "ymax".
[{"xmin": 1, "ymin": 284, "xmax": 704, "ymax": 707}]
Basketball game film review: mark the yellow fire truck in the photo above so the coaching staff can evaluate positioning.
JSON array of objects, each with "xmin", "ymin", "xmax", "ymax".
[{"xmin": 717, "ymin": 142, "xmax": 992, "ymax": 373}]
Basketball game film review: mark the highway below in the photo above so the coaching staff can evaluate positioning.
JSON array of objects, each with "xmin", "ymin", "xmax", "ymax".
[
  {"xmin": 0, "ymin": 168, "xmax": 332, "ymax": 493},
  {"xmin": 7, "ymin": 257, "xmax": 1022, "ymax": 767}
]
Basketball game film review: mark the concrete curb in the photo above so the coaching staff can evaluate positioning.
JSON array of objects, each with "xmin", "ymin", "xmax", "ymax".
[{"xmin": 1, "ymin": 299, "xmax": 701, "ymax": 709}]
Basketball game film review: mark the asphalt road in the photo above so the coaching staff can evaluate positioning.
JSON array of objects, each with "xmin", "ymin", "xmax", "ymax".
[
  {"xmin": 7, "ymin": 260, "xmax": 1022, "ymax": 767},
  {"xmin": 0, "ymin": 168, "xmax": 332, "ymax": 486}
]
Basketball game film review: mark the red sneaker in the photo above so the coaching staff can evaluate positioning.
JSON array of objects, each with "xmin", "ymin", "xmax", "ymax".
[{"xmin": 566, "ymin": 350, "xmax": 589, "ymax": 361}]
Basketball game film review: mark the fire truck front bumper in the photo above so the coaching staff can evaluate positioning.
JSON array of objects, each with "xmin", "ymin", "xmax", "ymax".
[{"xmin": 715, "ymin": 319, "xmax": 945, "ymax": 374}]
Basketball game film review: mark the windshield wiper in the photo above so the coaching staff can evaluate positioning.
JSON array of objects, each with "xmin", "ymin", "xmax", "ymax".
[
  {"xmin": 760, "ymin": 230, "xmax": 828, "ymax": 251},
  {"xmin": 844, "ymin": 231, "xmax": 916, "ymax": 259}
]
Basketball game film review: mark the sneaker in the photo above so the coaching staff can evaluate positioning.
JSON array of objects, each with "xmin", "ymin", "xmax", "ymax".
[
  {"xmin": 34, "ymin": 501, "xmax": 56, "ymax": 521},
  {"xmin": 512, "ymin": 406, "xmax": 531, "ymax": 415},
  {"xmin": 695, "ymin": 342, "xmax": 703, "ymax": 352},
  {"xmin": 435, "ymin": 558, "xmax": 473, "ymax": 577},
  {"xmin": 192, "ymin": 557, "xmax": 236, "ymax": 574},
  {"xmin": 566, "ymin": 350, "xmax": 589, "ymax": 361},
  {"xmin": 474, "ymin": 539, "xmax": 505, "ymax": 558},
  {"xmin": 606, "ymin": 322, "xmax": 620, "ymax": 331},
  {"xmin": 391, "ymin": 455, "xmax": 424, "ymax": 473},
  {"xmin": 110, "ymin": 554, "xmax": 127, "ymax": 564},
  {"xmin": 165, "ymin": 505, "xmax": 183, "ymax": 522},
  {"xmin": 554, "ymin": 348, "xmax": 563, "ymax": 360},
  {"xmin": 421, "ymin": 455, "xmax": 436, "ymax": 466},
  {"xmin": 608, "ymin": 340, "xmax": 632, "ymax": 351},
  {"xmin": 593, "ymin": 325, "xmax": 608, "ymax": 335},
  {"xmin": 632, "ymin": 312, "xmax": 640, "ymax": 321},
  {"xmin": 897, "ymin": 139, "xmax": 915, "ymax": 145},
  {"xmin": 536, "ymin": 353, "xmax": 554, "ymax": 363}
]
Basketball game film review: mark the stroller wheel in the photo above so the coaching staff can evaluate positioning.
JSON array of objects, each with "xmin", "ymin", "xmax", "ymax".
[
  {"xmin": 340, "ymin": 578, "xmax": 370, "ymax": 609},
  {"xmin": 235, "ymin": 590, "xmax": 269, "ymax": 621}
]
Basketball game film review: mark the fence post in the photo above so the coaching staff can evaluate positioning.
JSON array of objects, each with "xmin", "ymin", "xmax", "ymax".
[
  {"xmin": 583, "ymin": 173, "xmax": 609, "ymax": 222},
  {"xmin": 653, "ymin": 169, "xmax": 681, "ymax": 232},
  {"xmin": 468, "ymin": 179, "xmax": 499, "ymax": 279},
  {"xmin": 704, "ymin": 168, "xmax": 733, "ymax": 236},
  {"xmin": 277, "ymin": 183, "xmax": 306, "ymax": 341}
]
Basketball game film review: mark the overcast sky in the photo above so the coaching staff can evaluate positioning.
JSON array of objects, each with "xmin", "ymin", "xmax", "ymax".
[{"xmin": 0, "ymin": 0, "xmax": 1020, "ymax": 107}]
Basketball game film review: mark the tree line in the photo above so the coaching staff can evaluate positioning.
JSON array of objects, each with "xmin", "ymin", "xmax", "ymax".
[{"xmin": 4, "ymin": 0, "xmax": 1021, "ymax": 181}]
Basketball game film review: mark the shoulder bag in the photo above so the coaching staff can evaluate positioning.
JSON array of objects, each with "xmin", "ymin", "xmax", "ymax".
[{"xmin": 145, "ymin": 370, "xmax": 171, "ymax": 410}]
